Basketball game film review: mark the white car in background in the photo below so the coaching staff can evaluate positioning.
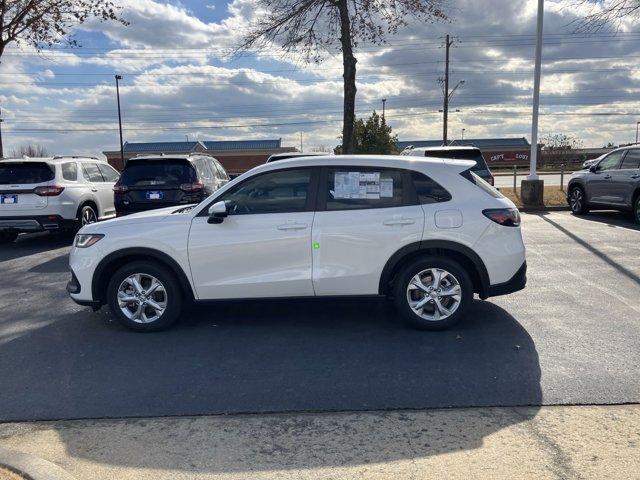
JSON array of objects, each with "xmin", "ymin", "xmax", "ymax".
[
  {"xmin": 0, "ymin": 156, "xmax": 120, "ymax": 243},
  {"xmin": 68, "ymin": 155, "xmax": 526, "ymax": 332}
]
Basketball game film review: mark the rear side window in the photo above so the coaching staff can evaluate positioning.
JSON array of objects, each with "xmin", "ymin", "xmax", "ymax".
[
  {"xmin": 411, "ymin": 171, "xmax": 452, "ymax": 204},
  {"xmin": 211, "ymin": 159, "xmax": 228, "ymax": 180},
  {"xmin": 423, "ymin": 149, "xmax": 489, "ymax": 171},
  {"xmin": 620, "ymin": 150, "xmax": 640, "ymax": 169},
  {"xmin": 97, "ymin": 163, "xmax": 120, "ymax": 182},
  {"xmin": 193, "ymin": 158, "xmax": 214, "ymax": 182},
  {"xmin": 461, "ymin": 170, "xmax": 504, "ymax": 198},
  {"xmin": 119, "ymin": 160, "xmax": 197, "ymax": 187},
  {"xmin": 82, "ymin": 163, "xmax": 105, "ymax": 182},
  {"xmin": 326, "ymin": 168, "xmax": 404, "ymax": 210},
  {"xmin": 0, "ymin": 162, "xmax": 54, "ymax": 184},
  {"xmin": 61, "ymin": 162, "xmax": 78, "ymax": 181}
]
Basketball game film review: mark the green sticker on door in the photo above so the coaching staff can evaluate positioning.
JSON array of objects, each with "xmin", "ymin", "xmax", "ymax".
[{"xmin": 313, "ymin": 242, "xmax": 320, "ymax": 250}]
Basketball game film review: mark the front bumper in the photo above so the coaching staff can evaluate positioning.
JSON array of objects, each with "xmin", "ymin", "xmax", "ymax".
[
  {"xmin": 0, "ymin": 215, "xmax": 74, "ymax": 233},
  {"xmin": 487, "ymin": 261, "xmax": 527, "ymax": 297}
]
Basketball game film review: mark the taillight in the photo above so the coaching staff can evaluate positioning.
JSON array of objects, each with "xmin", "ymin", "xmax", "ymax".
[
  {"xmin": 180, "ymin": 181, "xmax": 204, "ymax": 193},
  {"xmin": 113, "ymin": 183, "xmax": 129, "ymax": 194},
  {"xmin": 483, "ymin": 208, "xmax": 521, "ymax": 227},
  {"xmin": 34, "ymin": 185, "xmax": 65, "ymax": 196}
]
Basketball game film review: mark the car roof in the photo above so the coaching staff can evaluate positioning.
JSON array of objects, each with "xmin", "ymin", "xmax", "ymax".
[
  {"xmin": 127, "ymin": 154, "xmax": 222, "ymax": 163},
  {"xmin": 250, "ymin": 154, "xmax": 475, "ymax": 174},
  {"xmin": 409, "ymin": 146, "xmax": 480, "ymax": 152},
  {"xmin": 0, "ymin": 156, "xmax": 105, "ymax": 164},
  {"xmin": 269, "ymin": 152, "xmax": 330, "ymax": 158}
]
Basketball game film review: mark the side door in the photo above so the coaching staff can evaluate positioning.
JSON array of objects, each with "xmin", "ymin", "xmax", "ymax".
[
  {"xmin": 188, "ymin": 167, "xmax": 318, "ymax": 299},
  {"xmin": 587, "ymin": 150, "xmax": 625, "ymax": 205},
  {"xmin": 80, "ymin": 162, "xmax": 110, "ymax": 219},
  {"xmin": 610, "ymin": 149, "xmax": 640, "ymax": 207},
  {"xmin": 312, "ymin": 166, "xmax": 425, "ymax": 296},
  {"xmin": 96, "ymin": 163, "xmax": 120, "ymax": 218}
]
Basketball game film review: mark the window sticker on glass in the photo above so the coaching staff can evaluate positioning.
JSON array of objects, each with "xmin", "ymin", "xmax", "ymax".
[
  {"xmin": 380, "ymin": 178, "xmax": 393, "ymax": 198},
  {"xmin": 334, "ymin": 171, "xmax": 383, "ymax": 199}
]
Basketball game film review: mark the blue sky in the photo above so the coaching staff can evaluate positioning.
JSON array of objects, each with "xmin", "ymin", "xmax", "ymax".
[{"xmin": 1, "ymin": 0, "xmax": 640, "ymax": 157}]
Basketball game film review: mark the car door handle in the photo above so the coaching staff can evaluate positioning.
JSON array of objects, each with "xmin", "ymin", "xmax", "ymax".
[
  {"xmin": 91, "ymin": 188, "xmax": 98, "ymax": 192},
  {"xmin": 631, "ymin": 174, "xmax": 640, "ymax": 179},
  {"xmin": 603, "ymin": 174, "xmax": 612, "ymax": 179},
  {"xmin": 277, "ymin": 223, "xmax": 308, "ymax": 231},
  {"xmin": 383, "ymin": 217, "xmax": 415, "ymax": 226}
]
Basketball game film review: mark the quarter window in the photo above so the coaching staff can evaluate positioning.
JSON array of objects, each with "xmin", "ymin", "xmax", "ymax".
[
  {"xmin": 81, "ymin": 163, "xmax": 104, "ymax": 182},
  {"xmin": 326, "ymin": 167, "xmax": 404, "ymax": 210},
  {"xmin": 61, "ymin": 162, "xmax": 78, "ymax": 181},
  {"xmin": 411, "ymin": 171, "xmax": 452, "ymax": 204},
  {"xmin": 597, "ymin": 151, "xmax": 625, "ymax": 171},
  {"xmin": 218, "ymin": 168, "xmax": 312, "ymax": 215},
  {"xmin": 620, "ymin": 150, "xmax": 640, "ymax": 169}
]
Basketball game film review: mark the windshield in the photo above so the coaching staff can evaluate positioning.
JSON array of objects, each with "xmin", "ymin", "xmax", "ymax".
[
  {"xmin": 423, "ymin": 149, "xmax": 489, "ymax": 171},
  {"xmin": 119, "ymin": 160, "xmax": 197, "ymax": 187},
  {"xmin": 0, "ymin": 162, "xmax": 54, "ymax": 184}
]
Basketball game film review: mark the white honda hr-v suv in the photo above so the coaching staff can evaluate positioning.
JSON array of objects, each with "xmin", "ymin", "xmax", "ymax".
[{"xmin": 67, "ymin": 155, "xmax": 526, "ymax": 332}]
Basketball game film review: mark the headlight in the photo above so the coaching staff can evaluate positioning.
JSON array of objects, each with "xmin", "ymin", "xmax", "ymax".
[{"xmin": 75, "ymin": 234, "xmax": 104, "ymax": 248}]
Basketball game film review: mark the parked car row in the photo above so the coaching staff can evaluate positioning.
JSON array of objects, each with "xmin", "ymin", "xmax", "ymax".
[{"xmin": 0, "ymin": 153, "xmax": 230, "ymax": 243}]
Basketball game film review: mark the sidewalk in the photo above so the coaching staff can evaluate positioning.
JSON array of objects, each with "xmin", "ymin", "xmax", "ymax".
[{"xmin": 1, "ymin": 404, "xmax": 639, "ymax": 480}]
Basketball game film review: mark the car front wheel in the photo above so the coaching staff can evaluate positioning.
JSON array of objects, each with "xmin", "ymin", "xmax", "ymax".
[
  {"xmin": 0, "ymin": 231, "xmax": 18, "ymax": 244},
  {"xmin": 393, "ymin": 256, "xmax": 473, "ymax": 330},
  {"xmin": 569, "ymin": 185, "xmax": 589, "ymax": 215},
  {"xmin": 634, "ymin": 195, "xmax": 640, "ymax": 225},
  {"xmin": 107, "ymin": 261, "xmax": 183, "ymax": 332}
]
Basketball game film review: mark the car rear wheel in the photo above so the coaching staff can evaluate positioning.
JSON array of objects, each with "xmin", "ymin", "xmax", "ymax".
[
  {"xmin": 393, "ymin": 256, "xmax": 473, "ymax": 330},
  {"xmin": 0, "ymin": 231, "xmax": 18, "ymax": 244},
  {"xmin": 107, "ymin": 261, "xmax": 183, "ymax": 332},
  {"xmin": 569, "ymin": 185, "xmax": 589, "ymax": 215},
  {"xmin": 634, "ymin": 195, "xmax": 640, "ymax": 225}
]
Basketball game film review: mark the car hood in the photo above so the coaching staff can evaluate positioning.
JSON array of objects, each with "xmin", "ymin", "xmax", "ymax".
[{"xmin": 80, "ymin": 205, "xmax": 195, "ymax": 233}]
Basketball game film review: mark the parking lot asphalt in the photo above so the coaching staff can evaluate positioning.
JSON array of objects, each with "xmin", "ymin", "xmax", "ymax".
[{"xmin": 0, "ymin": 211, "xmax": 639, "ymax": 423}]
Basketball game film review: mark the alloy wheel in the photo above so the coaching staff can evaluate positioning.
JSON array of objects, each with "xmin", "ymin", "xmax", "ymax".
[
  {"xmin": 82, "ymin": 207, "xmax": 97, "ymax": 226},
  {"xmin": 570, "ymin": 188, "xmax": 583, "ymax": 213},
  {"xmin": 117, "ymin": 273, "xmax": 168, "ymax": 323},
  {"xmin": 406, "ymin": 268, "xmax": 462, "ymax": 321}
]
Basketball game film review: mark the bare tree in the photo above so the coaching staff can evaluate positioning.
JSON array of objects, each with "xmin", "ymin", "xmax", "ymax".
[
  {"xmin": 573, "ymin": 0, "xmax": 640, "ymax": 32},
  {"xmin": 10, "ymin": 143, "xmax": 49, "ymax": 157},
  {"xmin": 541, "ymin": 133, "xmax": 583, "ymax": 168},
  {"xmin": 237, "ymin": 0, "xmax": 448, "ymax": 154},
  {"xmin": 0, "ymin": 0, "xmax": 127, "ymax": 60}
]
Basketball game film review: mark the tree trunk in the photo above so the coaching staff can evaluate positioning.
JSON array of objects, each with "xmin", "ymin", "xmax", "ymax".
[{"xmin": 337, "ymin": 0, "xmax": 356, "ymax": 154}]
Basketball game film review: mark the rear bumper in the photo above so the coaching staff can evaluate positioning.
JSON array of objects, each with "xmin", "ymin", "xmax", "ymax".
[
  {"xmin": 487, "ymin": 261, "xmax": 527, "ymax": 297},
  {"xmin": 0, "ymin": 215, "xmax": 75, "ymax": 233}
]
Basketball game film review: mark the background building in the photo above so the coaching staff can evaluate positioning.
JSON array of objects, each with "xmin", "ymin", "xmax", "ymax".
[{"xmin": 103, "ymin": 139, "xmax": 296, "ymax": 175}]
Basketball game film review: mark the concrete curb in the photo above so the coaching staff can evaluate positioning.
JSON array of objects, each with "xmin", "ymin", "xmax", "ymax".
[
  {"xmin": 0, "ymin": 448, "xmax": 76, "ymax": 480},
  {"xmin": 519, "ymin": 206, "xmax": 571, "ymax": 213}
]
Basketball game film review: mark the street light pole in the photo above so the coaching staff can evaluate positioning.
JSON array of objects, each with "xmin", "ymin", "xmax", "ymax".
[
  {"xmin": 635, "ymin": 121, "xmax": 639, "ymax": 144},
  {"xmin": 528, "ymin": 0, "xmax": 544, "ymax": 181},
  {"xmin": 115, "ymin": 75, "xmax": 124, "ymax": 167},
  {"xmin": 382, "ymin": 98, "xmax": 386, "ymax": 119},
  {"xmin": 0, "ymin": 107, "xmax": 4, "ymax": 159},
  {"xmin": 461, "ymin": 128, "xmax": 466, "ymax": 140}
]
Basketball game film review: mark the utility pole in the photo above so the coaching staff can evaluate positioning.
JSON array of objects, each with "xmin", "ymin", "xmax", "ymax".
[
  {"xmin": 300, "ymin": 132, "xmax": 303, "ymax": 152},
  {"xmin": 382, "ymin": 98, "xmax": 387, "ymax": 120},
  {"xmin": 635, "ymin": 121, "xmax": 639, "ymax": 143},
  {"xmin": 461, "ymin": 128, "xmax": 466, "ymax": 140},
  {"xmin": 0, "ymin": 108, "xmax": 4, "ymax": 159},
  {"xmin": 115, "ymin": 75, "xmax": 124, "ymax": 166},
  {"xmin": 528, "ymin": 0, "xmax": 544, "ymax": 181},
  {"xmin": 442, "ymin": 34, "xmax": 453, "ymax": 145}
]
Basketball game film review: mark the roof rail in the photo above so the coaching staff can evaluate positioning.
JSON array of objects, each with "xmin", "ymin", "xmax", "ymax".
[{"xmin": 53, "ymin": 155, "xmax": 100, "ymax": 160}]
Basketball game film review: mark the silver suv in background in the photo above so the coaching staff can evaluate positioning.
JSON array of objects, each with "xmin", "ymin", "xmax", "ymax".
[
  {"xmin": 400, "ymin": 146, "xmax": 495, "ymax": 185},
  {"xmin": 0, "ymin": 156, "xmax": 119, "ymax": 243},
  {"xmin": 567, "ymin": 147, "xmax": 640, "ymax": 224}
]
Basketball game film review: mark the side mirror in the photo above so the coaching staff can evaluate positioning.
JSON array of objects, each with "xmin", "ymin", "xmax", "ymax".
[
  {"xmin": 589, "ymin": 164, "xmax": 598, "ymax": 173},
  {"xmin": 207, "ymin": 201, "xmax": 227, "ymax": 224}
]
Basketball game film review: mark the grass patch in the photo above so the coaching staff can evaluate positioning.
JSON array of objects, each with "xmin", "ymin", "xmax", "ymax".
[{"xmin": 500, "ymin": 186, "xmax": 568, "ymax": 208}]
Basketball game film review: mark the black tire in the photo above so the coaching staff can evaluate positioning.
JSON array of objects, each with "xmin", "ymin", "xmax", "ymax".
[
  {"xmin": 393, "ymin": 256, "xmax": 473, "ymax": 330},
  {"xmin": 634, "ymin": 195, "xmax": 640, "ymax": 225},
  {"xmin": 0, "ymin": 231, "xmax": 18, "ymax": 244},
  {"xmin": 78, "ymin": 204, "xmax": 98, "ymax": 228},
  {"xmin": 568, "ymin": 185, "xmax": 589, "ymax": 215},
  {"xmin": 107, "ymin": 261, "xmax": 183, "ymax": 332}
]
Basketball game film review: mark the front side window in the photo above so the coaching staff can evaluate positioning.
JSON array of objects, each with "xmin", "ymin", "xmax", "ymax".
[
  {"xmin": 326, "ymin": 168, "xmax": 404, "ymax": 210},
  {"xmin": 597, "ymin": 151, "xmax": 625, "ymax": 171},
  {"xmin": 81, "ymin": 163, "xmax": 104, "ymax": 182},
  {"xmin": 61, "ymin": 162, "xmax": 78, "ymax": 181},
  {"xmin": 218, "ymin": 168, "xmax": 312, "ymax": 215},
  {"xmin": 620, "ymin": 150, "xmax": 640, "ymax": 170},
  {"xmin": 97, "ymin": 163, "xmax": 120, "ymax": 182}
]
